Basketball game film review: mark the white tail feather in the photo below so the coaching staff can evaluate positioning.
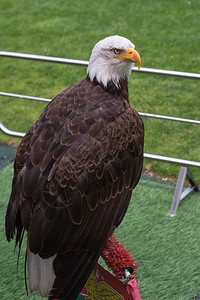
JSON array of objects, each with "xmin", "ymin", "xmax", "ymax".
[{"xmin": 27, "ymin": 248, "xmax": 56, "ymax": 297}]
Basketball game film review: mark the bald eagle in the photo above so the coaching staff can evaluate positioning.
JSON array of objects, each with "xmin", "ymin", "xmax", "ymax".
[{"xmin": 5, "ymin": 35, "xmax": 144, "ymax": 300}]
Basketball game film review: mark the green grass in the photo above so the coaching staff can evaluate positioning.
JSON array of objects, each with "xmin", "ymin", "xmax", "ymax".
[
  {"xmin": 0, "ymin": 0, "xmax": 200, "ymax": 181},
  {"xmin": 1, "ymin": 164, "xmax": 200, "ymax": 300}
]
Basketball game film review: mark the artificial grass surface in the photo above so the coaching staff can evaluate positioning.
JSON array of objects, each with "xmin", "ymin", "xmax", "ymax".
[
  {"xmin": 0, "ymin": 0, "xmax": 200, "ymax": 183},
  {"xmin": 1, "ymin": 164, "xmax": 200, "ymax": 300}
]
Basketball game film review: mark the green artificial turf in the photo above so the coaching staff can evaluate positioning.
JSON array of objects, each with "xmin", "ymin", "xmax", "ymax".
[
  {"xmin": 1, "ymin": 164, "xmax": 200, "ymax": 300},
  {"xmin": 0, "ymin": 0, "xmax": 200, "ymax": 182}
]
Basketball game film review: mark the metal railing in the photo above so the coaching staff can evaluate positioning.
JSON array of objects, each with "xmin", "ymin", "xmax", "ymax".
[
  {"xmin": 1, "ymin": 51, "xmax": 200, "ymax": 168},
  {"xmin": 1, "ymin": 51, "xmax": 199, "ymax": 215},
  {"xmin": 1, "ymin": 51, "xmax": 200, "ymax": 79}
]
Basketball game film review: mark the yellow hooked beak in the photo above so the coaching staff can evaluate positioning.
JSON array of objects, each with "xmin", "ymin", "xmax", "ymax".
[{"xmin": 115, "ymin": 47, "xmax": 141, "ymax": 70}]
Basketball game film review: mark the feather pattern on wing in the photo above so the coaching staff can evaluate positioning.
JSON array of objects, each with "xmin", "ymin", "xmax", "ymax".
[{"xmin": 5, "ymin": 69, "xmax": 144, "ymax": 299}]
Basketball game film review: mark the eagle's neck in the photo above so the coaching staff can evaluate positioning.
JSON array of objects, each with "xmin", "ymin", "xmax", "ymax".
[{"xmin": 87, "ymin": 76, "xmax": 129, "ymax": 101}]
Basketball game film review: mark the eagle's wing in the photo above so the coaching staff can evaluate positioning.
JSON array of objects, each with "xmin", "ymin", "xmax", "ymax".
[{"xmin": 5, "ymin": 79, "xmax": 144, "ymax": 299}]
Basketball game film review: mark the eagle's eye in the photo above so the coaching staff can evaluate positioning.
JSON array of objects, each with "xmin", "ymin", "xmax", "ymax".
[{"xmin": 113, "ymin": 48, "xmax": 121, "ymax": 54}]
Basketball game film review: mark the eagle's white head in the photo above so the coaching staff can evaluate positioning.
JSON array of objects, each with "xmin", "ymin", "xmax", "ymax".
[{"xmin": 87, "ymin": 35, "xmax": 141, "ymax": 88}]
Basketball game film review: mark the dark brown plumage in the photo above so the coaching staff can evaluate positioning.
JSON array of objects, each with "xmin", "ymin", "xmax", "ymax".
[{"xmin": 5, "ymin": 35, "xmax": 144, "ymax": 300}]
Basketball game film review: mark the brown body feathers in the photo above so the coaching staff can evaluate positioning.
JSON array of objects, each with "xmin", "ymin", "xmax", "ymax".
[{"xmin": 5, "ymin": 75, "xmax": 144, "ymax": 299}]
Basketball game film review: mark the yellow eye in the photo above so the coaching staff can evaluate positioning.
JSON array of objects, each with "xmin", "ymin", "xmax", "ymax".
[{"xmin": 113, "ymin": 48, "xmax": 120, "ymax": 54}]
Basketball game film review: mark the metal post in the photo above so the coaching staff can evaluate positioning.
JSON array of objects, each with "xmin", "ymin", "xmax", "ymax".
[{"xmin": 169, "ymin": 166, "xmax": 199, "ymax": 217}]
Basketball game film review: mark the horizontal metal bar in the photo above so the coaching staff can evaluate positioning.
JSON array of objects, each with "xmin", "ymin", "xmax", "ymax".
[
  {"xmin": 0, "ymin": 122, "xmax": 200, "ymax": 169},
  {"xmin": 144, "ymin": 153, "xmax": 200, "ymax": 169},
  {"xmin": 139, "ymin": 112, "xmax": 200, "ymax": 125},
  {"xmin": 0, "ymin": 92, "xmax": 51, "ymax": 102},
  {"xmin": 137, "ymin": 67, "xmax": 200, "ymax": 79},
  {"xmin": 0, "ymin": 121, "xmax": 25, "ymax": 138},
  {"xmin": 0, "ymin": 51, "xmax": 88, "ymax": 67},
  {"xmin": 1, "ymin": 92, "xmax": 200, "ymax": 125},
  {"xmin": 1, "ymin": 51, "xmax": 200, "ymax": 79}
]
